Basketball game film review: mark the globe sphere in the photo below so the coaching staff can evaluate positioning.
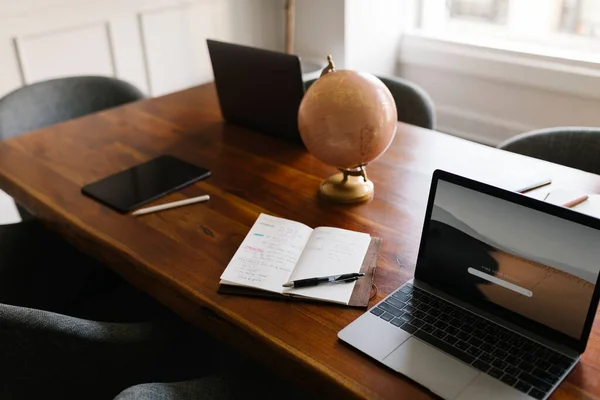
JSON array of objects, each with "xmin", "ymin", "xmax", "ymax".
[{"xmin": 298, "ymin": 70, "xmax": 397, "ymax": 169}]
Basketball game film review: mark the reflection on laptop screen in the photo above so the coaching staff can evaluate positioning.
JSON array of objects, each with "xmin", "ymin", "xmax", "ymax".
[{"xmin": 419, "ymin": 180, "xmax": 600, "ymax": 339}]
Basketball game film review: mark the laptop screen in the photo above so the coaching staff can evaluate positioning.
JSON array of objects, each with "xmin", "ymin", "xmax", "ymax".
[{"xmin": 416, "ymin": 178, "xmax": 600, "ymax": 342}]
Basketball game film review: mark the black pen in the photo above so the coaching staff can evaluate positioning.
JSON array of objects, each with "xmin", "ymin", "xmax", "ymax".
[{"xmin": 282, "ymin": 273, "xmax": 365, "ymax": 288}]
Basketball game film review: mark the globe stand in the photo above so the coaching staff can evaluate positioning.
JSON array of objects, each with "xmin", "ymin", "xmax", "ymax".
[{"xmin": 319, "ymin": 165, "xmax": 373, "ymax": 204}]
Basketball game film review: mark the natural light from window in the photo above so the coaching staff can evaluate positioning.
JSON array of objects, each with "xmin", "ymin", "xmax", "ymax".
[{"xmin": 417, "ymin": 0, "xmax": 600, "ymax": 62}]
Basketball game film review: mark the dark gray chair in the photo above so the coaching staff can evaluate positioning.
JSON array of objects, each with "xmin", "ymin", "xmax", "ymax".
[
  {"xmin": 113, "ymin": 378, "xmax": 237, "ymax": 400},
  {"xmin": 0, "ymin": 302, "xmax": 216, "ymax": 400},
  {"xmin": 0, "ymin": 75, "xmax": 145, "ymax": 140},
  {"xmin": 0, "ymin": 219, "xmax": 219, "ymax": 400},
  {"xmin": 113, "ymin": 377, "xmax": 313, "ymax": 400},
  {"xmin": 497, "ymin": 127, "xmax": 600, "ymax": 174},
  {"xmin": 304, "ymin": 75, "xmax": 436, "ymax": 130},
  {"xmin": 113, "ymin": 357, "xmax": 313, "ymax": 400}
]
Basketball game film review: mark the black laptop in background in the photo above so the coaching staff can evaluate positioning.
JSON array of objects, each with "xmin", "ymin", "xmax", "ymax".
[{"xmin": 206, "ymin": 39, "xmax": 306, "ymax": 144}]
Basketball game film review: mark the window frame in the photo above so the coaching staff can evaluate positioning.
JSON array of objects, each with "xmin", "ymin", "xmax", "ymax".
[{"xmin": 402, "ymin": 0, "xmax": 600, "ymax": 102}]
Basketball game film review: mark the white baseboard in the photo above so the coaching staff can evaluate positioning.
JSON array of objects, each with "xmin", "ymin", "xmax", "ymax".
[{"xmin": 436, "ymin": 105, "xmax": 537, "ymax": 147}]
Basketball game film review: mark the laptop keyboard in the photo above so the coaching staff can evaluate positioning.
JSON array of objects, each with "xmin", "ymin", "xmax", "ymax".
[{"xmin": 370, "ymin": 283, "xmax": 576, "ymax": 400}]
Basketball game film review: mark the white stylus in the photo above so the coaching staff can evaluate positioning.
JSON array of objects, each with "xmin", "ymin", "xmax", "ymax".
[
  {"xmin": 515, "ymin": 178, "xmax": 552, "ymax": 194},
  {"xmin": 132, "ymin": 194, "xmax": 210, "ymax": 216}
]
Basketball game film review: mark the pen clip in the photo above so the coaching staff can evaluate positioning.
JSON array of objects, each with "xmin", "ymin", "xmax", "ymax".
[
  {"xmin": 334, "ymin": 273, "xmax": 362, "ymax": 283},
  {"xmin": 337, "ymin": 277, "xmax": 359, "ymax": 284}
]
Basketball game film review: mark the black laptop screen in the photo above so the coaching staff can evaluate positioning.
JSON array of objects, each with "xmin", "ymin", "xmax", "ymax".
[{"xmin": 417, "ymin": 179, "xmax": 600, "ymax": 341}]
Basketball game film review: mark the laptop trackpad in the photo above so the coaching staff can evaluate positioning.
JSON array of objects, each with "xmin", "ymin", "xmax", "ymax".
[
  {"xmin": 456, "ymin": 374, "xmax": 530, "ymax": 400},
  {"xmin": 382, "ymin": 337, "xmax": 479, "ymax": 399}
]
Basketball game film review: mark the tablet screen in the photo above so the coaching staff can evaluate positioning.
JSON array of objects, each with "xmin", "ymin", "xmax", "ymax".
[{"xmin": 81, "ymin": 155, "xmax": 211, "ymax": 212}]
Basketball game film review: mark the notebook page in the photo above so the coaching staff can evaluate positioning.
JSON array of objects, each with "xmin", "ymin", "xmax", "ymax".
[
  {"xmin": 284, "ymin": 227, "xmax": 371, "ymax": 304},
  {"xmin": 220, "ymin": 213, "xmax": 313, "ymax": 294}
]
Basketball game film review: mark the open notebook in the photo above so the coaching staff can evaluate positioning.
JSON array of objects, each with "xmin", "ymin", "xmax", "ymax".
[{"xmin": 219, "ymin": 213, "xmax": 380, "ymax": 307}]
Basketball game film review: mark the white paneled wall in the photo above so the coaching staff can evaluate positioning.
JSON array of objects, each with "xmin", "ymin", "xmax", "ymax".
[
  {"xmin": 17, "ymin": 23, "xmax": 117, "ymax": 83},
  {"xmin": 140, "ymin": 5, "xmax": 206, "ymax": 96},
  {"xmin": 0, "ymin": 0, "xmax": 284, "ymax": 99}
]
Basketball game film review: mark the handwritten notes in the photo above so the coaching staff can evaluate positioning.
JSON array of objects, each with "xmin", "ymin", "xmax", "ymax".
[
  {"xmin": 285, "ymin": 227, "xmax": 371, "ymax": 303},
  {"xmin": 220, "ymin": 214, "xmax": 312, "ymax": 293},
  {"xmin": 219, "ymin": 214, "xmax": 372, "ymax": 305}
]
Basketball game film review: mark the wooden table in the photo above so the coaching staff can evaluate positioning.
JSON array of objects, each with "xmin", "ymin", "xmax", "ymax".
[{"xmin": 1, "ymin": 83, "xmax": 599, "ymax": 400}]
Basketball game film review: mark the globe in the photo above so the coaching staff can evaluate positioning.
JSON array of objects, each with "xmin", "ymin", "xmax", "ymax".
[{"xmin": 298, "ymin": 56, "xmax": 397, "ymax": 203}]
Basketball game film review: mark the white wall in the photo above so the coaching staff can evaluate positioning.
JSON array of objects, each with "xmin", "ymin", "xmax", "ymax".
[
  {"xmin": 294, "ymin": 0, "xmax": 409, "ymax": 76},
  {"xmin": 0, "ymin": 0, "xmax": 284, "ymax": 99},
  {"xmin": 345, "ymin": 0, "xmax": 408, "ymax": 76},
  {"xmin": 294, "ymin": 0, "xmax": 346, "ymax": 69}
]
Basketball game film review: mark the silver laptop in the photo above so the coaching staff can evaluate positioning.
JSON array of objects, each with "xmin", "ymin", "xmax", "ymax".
[{"xmin": 339, "ymin": 170, "xmax": 600, "ymax": 400}]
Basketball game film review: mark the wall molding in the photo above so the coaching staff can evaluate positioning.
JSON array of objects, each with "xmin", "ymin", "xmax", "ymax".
[
  {"xmin": 136, "ymin": 12, "xmax": 153, "ymax": 95},
  {"xmin": 137, "ymin": 2, "xmax": 197, "ymax": 96},
  {"xmin": 104, "ymin": 22, "xmax": 118, "ymax": 76},
  {"xmin": 11, "ymin": 37, "xmax": 26, "ymax": 85},
  {"xmin": 15, "ymin": 21, "xmax": 114, "ymax": 84}
]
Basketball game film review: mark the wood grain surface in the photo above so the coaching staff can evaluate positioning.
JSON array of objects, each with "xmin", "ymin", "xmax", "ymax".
[{"xmin": 1, "ymin": 83, "xmax": 599, "ymax": 399}]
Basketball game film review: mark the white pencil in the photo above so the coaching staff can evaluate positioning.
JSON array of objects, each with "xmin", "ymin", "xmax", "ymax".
[{"xmin": 132, "ymin": 194, "xmax": 210, "ymax": 216}]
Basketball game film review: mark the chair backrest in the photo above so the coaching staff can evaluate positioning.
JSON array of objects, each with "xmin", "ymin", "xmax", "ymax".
[
  {"xmin": 304, "ymin": 74, "xmax": 436, "ymax": 130},
  {"xmin": 0, "ymin": 301, "xmax": 181, "ymax": 400},
  {"xmin": 497, "ymin": 127, "xmax": 600, "ymax": 174},
  {"xmin": 0, "ymin": 76, "xmax": 145, "ymax": 140}
]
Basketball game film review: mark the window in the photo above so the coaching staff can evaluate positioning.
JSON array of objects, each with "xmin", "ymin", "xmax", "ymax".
[
  {"xmin": 559, "ymin": 0, "xmax": 600, "ymax": 37},
  {"xmin": 417, "ymin": 0, "xmax": 600, "ymax": 61},
  {"xmin": 448, "ymin": 0, "xmax": 509, "ymax": 24}
]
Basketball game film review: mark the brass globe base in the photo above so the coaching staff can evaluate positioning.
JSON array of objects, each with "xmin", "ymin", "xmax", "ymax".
[{"xmin": 319, "ymin": 168, "xmax": 374, "ymax": 204}]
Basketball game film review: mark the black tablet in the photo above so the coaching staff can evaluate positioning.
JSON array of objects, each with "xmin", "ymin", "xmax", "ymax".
[{"xmin": 81, "ymin": 155, "xmax": 211, "ymax": 213}]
